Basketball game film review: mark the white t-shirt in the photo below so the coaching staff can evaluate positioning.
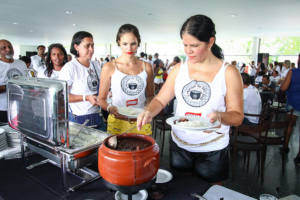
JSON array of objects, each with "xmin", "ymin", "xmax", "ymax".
[
  {"xmin": 243, "ymin": 85, "xmax": 262, "ymax": 124},
  {"xmin": 30, "ymin": 55, "xmax": 46, "ymax": 72},
  {"xmin": 173, "ymin": 61, "xmax": 230, "ymax": 152},
  {"xmin": 255, "ymin": 76, "xmax": 263, "ymax": 85},
  {"xmin": 270, "ymin": 76, "xmax": 280, "ymax": 84},
  {"xmin": 58, "ymin": 59, "xmax": 100, "ymax": 115},
  {"xmin": 0, "ymin": 59, "xmax": 27, "ymax": 111},
  {"xmin": 248, "ymin": 65, "xmax": 256, "ymax": 76},
  {"xmin": 37, "ymin": 69, "xmax": 60, "ymax": 79},
  {"xmin": 281, "ymin": 68, "xmax": 289, "ymax": 78}
]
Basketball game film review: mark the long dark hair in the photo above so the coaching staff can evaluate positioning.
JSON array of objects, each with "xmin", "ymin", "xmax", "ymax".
[
  {"xmin": 180, "ymin": 14, "xmax": 223, "ymax": 59},
  {"xmin": 70, "ymin": 31, "xmax": 93, "ymax": 57},
  {"xmin": 116, "ymin": 24, "xmax": 141, "ymax": 46},
  {"xmin": 45, "ymin": 43, "xmax": 68, "ymax": 77}
]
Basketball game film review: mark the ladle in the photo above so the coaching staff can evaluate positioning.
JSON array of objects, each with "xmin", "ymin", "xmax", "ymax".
[{"xmin": 108, "ymin": 126, "xmax": 136, "ymax": 149}]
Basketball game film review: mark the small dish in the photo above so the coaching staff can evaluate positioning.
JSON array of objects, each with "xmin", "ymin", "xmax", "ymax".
[
  {"xmin": 115, "ymin": 189, "xmax": 148, "ymax": 200},
  {"xmin": 155, "ymin": 169, "xmax": 173, "ymax": 184}
]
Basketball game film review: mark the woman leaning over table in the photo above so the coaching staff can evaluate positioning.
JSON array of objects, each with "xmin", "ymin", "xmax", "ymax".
[
  {"xmin": 59, "ymin": 31, "xmax": 105, "ymax": 131},
  {"xmin": 137, "ymin": 15, "xmax": 243, "ymax": 184},
  {"xmin": 98, "ymin": 24, "xmax": 154, "ymax": 135}
]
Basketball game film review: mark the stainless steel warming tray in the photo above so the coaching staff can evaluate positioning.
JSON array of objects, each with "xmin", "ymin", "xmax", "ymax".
[
  {"xmin": 6, "ymin": 77, "xmax": 110, "ymax": 191},
  {"xmin": 24, "ymin": 122, "xmax": 109, "ymax": 170},
  {"xmin": 7, "ymin": 77, "xmax": 68, "ymax": 146}
]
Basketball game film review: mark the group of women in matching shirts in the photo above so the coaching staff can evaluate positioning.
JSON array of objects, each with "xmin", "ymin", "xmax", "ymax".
[{"xmin": 39, "ymin": 14, "xmax": 244, "ymax": 184}]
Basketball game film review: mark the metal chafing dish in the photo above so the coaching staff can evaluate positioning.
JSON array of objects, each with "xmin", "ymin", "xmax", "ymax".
[{"xmin": 7, "ymin": 77, "xmax": 109, "ymax": 191}]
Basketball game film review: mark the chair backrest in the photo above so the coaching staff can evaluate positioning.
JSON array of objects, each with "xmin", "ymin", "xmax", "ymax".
[
  {"xmin": 234, "ymin": 103, "xmax": 273, "ymax": 140},
  {"xmin": 265, "ymin": 108, "xmax": 293, "ymax": 139}
]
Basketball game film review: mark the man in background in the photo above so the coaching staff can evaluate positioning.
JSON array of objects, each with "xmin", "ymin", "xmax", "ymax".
[
  {"xmin": 241, "ymin": 73, "xmax": 262, "ymax": 125},
  {"xmin": 0, "ymin": 39, "xmax": 27, "ymax": 122},
  {"xmin": 30, "ymin": 45, "xmax": 46, "ymax": 73}
]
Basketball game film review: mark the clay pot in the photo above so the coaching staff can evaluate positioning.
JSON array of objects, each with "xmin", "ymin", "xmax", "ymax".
[{"xmin": 98, "ymin": 133, "xmax": 160, "ymax": 186}]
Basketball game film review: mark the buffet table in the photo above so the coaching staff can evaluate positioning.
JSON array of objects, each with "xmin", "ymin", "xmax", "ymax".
[{"xmin": 0, "ymin": 154, "xmax": 211, "ymax": 200}]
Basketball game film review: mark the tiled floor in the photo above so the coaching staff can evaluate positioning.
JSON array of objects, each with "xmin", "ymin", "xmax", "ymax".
[{"xmin": 155, "ymin": 117, "xmax": 300, "ymax": 199}]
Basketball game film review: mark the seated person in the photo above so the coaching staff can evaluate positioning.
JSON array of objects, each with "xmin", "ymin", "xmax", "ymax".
[
  {"xmin": 270, "ymin": 70, "xmax": 280, "ymax": 85},
  {"xmin": 254, "ymin": 71, "xmax": 265, "ymax": 87},
  {"xmin": 259, "ymin": 75, "xmax": 276, "ymax": 93},
  {"xmin": 241, "ymin": 73, "xmax": 262, "ymax": 125}
]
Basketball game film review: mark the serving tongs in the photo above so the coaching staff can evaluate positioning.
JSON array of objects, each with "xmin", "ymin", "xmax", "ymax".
[
  {"xmin": 69, "ymin": 119, "xmax": 90, "ymax": 148},
  {"xmin": 190, "ymin": 193, "xmax": 208, "ymax": 200}
]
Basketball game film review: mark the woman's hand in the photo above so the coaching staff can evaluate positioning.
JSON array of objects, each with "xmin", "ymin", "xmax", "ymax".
[
  {"xmin": 137, "ymin": 110, "xmax": 154, "ymax": 130},
  {"xmin": 108, "ymin": 106, "xmax": 119, "ymax": 116},
  {"xmin": 86, "ymin": 95, "xmax": 98, "ymax": 106},
  {"xmin": 207, "ymin": 111, "xmax": 221, "ymax": 124}
]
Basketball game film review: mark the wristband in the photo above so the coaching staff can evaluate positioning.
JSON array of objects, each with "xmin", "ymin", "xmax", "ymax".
[{"xmin": 83, "ymin": 95, "xmax": 86, "ymax": 102}]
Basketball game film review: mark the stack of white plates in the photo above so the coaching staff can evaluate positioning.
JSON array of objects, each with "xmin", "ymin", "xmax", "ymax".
[
  {"xmin": 0, "ymin": 128, "xmax": 8, "ymax": 151},
  {"xmin": 1, "ymin": 125, "xmax": 21, "ymax": 148}
]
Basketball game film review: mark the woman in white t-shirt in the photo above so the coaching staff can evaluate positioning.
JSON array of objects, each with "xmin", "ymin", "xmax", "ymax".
[
  {"xmin": 59, "ymin": 31, "xmax": 105, "ymax": 130},
  {"xmin": 98, "ymin": 24, "xmax": 154, "ymax": 135},
  {"xmin": 137, "ymin": 15, "xmax": 243, "ymax": 184},
  {"xmin": 37, "ymin": 43, "xmax": 67, "ymax": 79}
]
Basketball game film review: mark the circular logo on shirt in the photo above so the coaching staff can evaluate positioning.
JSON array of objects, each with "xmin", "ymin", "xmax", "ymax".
[
  {"xmin": 87, "ymin": 69, "xmax": 99, "ymax": 91},
  {"xmin": 7, "ymin": 68, "xmax": 23, "ymax": 79},
  {"xmin": 182, "ymin": 80, "xmax": 211, "ymax": 107},
  {"xmin": 121, "ymin": 75, "xmax": 144, "ymax": 96}
]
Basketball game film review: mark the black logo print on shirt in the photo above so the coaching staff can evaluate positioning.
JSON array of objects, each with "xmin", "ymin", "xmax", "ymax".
[
  {"xmin": 121, "ymin": 75, "xmax": 144, "ymax": 96},
  {"xmin": 7, "ymin": 68, "xmax": 23, "ymax": 79},
  {"xmin": 87, "ymin": 68, "xmax": 99, "ymax": 91},
  {"xmin": 181, "ymin": 80, "xmax": 211, "ymax": 107}
]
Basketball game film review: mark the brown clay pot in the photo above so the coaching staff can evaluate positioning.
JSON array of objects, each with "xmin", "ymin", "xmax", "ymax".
[{"xmin": 98, "ymin": 133, "xmax": 160, "ymax": 186}]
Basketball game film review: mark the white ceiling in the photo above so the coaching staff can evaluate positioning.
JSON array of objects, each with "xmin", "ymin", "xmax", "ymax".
[{"xmin": 1, "ymin": 0, "xmax": 300, "ymax": 46}]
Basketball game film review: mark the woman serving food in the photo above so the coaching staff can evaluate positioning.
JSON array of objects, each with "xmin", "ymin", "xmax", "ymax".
[{"xmin": 137, "ymin": 15, "xmax": 243, "ymax": 184}]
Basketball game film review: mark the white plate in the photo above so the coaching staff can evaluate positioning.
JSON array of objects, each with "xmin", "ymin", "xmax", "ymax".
[
  {"xmin": 156, "ymin": 169, "xmax": 173, "ymax": 184},
  {"xmin": 118, "ymin": 107, "xmax": 144, "ymax": 119},
  {"xmin": 166, "ymin": 116, "xmax": 220, "ymax": 130},
  {"xmin": 115, "ymin": 189, "xmax": 148, "ymax": 200}
]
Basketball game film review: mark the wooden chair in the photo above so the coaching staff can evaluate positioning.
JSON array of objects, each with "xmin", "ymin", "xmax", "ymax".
[
  {"xmin": 260, "ymin": 107, "xmax": 294, "ymax": 174},
  {"xmin": 231, "ymin": 105, "xmax": 272, "ymax": 183}
]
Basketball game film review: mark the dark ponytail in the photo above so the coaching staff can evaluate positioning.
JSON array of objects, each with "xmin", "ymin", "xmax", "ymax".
[
  {"xmin": 211, "ymin": 43, "xmax": 223, "ymax": 60},
  {"xmin": 181, "ymin": 14, "xmax": 223, "ymax": 60}
]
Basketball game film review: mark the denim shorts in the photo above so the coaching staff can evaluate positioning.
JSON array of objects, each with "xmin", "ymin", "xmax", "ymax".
[{"xmin": 69, "ymin": 112, "xmax": 107, "ymax": 131}]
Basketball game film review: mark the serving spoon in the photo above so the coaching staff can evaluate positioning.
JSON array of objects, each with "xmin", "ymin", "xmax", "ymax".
[{"xmin": 107, "ymin": 126, "xmax": 137, "ymax": 149}]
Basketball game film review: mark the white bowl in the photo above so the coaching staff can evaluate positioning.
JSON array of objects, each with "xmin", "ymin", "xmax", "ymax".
[
  {"xmin": 115, "ymin": 189, "xmax": 148, "ymax": 200},
  {"xmin": 155, "ymin": 169, "xmax": 173, "ymax": 184}
]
